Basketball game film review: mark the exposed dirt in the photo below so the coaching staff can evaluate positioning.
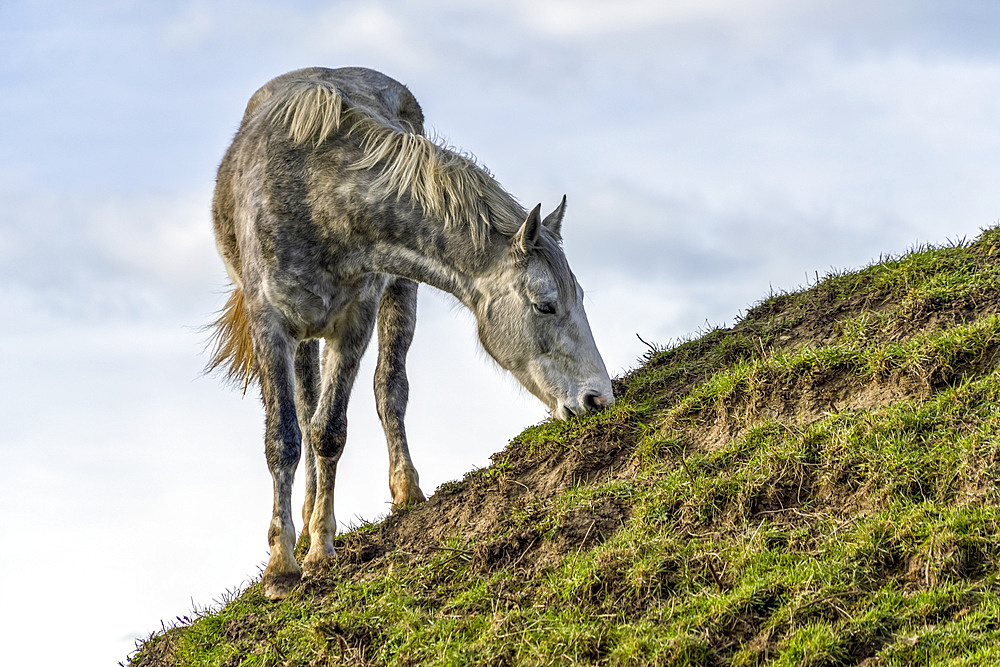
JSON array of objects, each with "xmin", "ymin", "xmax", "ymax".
[{"xmin": 305, "ymin": 414, "xmax": 639, "ymax": 593}]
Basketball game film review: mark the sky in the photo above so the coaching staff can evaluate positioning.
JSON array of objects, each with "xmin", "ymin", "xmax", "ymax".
[{"xmin": 2, "ymin": 1, "xmax": 999, "ymax": 664}]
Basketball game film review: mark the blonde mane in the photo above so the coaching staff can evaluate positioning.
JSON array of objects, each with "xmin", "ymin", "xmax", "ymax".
[{"xmin": 262, "ymin": 79, "xmax": 526, "ymax": 249}]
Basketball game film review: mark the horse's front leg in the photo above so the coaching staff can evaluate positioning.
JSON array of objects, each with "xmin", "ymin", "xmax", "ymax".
[
  {"xmin": 294, "ymin": 340, "xmax": 320, "ymax": 541},
  {"xmin": 252, "ymin": 318, "xmax": 303, "ymax": 600},
  {"xmin": 302, "ymin": 295, "xmax": 380, "ymax": 574},
  {"xmin": 375, "ymin": 278, "xmax": 426, "ymax": 510}
]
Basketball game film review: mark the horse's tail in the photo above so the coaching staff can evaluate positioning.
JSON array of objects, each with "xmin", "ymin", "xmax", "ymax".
[{"xmin": 206, "ymin": 286, "xmax": 257, "ymax": 393}]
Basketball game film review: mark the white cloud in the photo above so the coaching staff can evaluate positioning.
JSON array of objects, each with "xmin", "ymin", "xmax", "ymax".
[
  {"xmin": 511, "ymin": 0, "xmax": 791, "ymax": 38},
  {"xmin": 86, "ymin": 193, "xmax": 219, "ymax": 286},
  {"xmin": 0, "ymin": 190, "xmax": 222, "ymax": 328},
  {"xmin": 308, "ymin": 4, "xmax": 438, "ymax": 72},
  {"xmin": 160, "ymin": 1, "xmax": 216, "ymax": 49}
]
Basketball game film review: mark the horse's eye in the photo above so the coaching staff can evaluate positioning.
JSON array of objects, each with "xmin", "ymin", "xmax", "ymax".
[{"xmin": 533, "ymin": 302, "xmax": 556, "ymax": 315}]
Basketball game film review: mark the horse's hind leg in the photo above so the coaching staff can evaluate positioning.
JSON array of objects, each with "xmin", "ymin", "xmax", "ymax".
[
  {"xmin": 251, "ymin": 315, "xmax": 304, "ymax": 599},
  {"xmin": 294, "ymin": 340, "xmax": 320, "ymax": 541},
  {"xmin": 375, "ymin": 278, "xmax": 426, "ymax": 510},
  {"xmin": 301, "ymin": 294, "xmax": 380, "ymax": 574}
]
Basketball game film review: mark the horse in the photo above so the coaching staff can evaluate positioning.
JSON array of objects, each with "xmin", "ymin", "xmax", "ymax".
[{"xmin": 207, "ymin": 67, "xmax": 614, "ymax": 599}]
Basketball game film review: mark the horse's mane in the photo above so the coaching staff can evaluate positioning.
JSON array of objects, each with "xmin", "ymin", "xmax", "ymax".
[{"xmin": 259, "ymin": 79, "xmax": 527, "ymax": 250}]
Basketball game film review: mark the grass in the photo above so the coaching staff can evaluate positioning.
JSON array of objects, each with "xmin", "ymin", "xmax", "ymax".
[{"xmin": 129, "ymin": 227, "xmax": 1000, "ymax": 666}]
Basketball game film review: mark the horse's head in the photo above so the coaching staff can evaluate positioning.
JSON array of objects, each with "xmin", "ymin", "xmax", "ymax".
[{"xmin": 473, "ymin": 198, "xmax": 614, "ymax": 420}]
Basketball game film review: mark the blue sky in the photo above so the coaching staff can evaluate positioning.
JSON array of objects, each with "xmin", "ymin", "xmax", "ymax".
[{"xmin": 2, "ymin": 2, "xmax": 999, "ymax": 664}]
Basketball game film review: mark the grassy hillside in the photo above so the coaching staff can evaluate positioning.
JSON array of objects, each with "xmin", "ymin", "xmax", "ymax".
[{"xmin": 130, "ymin": 227, "xmax": 1000, "ymax": 666}]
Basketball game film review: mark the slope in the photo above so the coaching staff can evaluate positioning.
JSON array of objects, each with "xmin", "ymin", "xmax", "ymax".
[{"xmin": 129, "ymin": 226, "xmax": 1000, "ymax": 666}]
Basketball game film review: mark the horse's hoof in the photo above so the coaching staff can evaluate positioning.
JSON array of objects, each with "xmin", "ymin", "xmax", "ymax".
[
  {"xmin": 262, "ymin": 569, "xmax": 301, "ymax": 600},
  {"xmin": 391, "ymin": 488, "xmax": 426, "ymax": 512},
  {"xmin": 390, "ymin": 468, "xmax": 426, "ymax": 511},
  {"xmin": 302, "ymin": 548, "xmax": 336, "ymax": 576}
]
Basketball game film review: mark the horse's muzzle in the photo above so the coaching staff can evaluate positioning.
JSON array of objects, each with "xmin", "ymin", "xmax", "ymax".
[{"xmin": 583, "ymin": 391, "xmax": 611, "ymax": 412}]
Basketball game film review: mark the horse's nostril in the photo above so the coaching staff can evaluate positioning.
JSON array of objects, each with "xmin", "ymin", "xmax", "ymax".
[{"xmin": 583, "ymin": 392, "xmax": 606, "ymax": 412}]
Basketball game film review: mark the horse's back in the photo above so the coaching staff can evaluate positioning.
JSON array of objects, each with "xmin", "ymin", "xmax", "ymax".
[
  {"xmin": 213, "ymin": 67, "xmax": 425, "ymax": 284},
  {"xmin": 240, "ymin": 67, "xmax": 424, "ymax": 134}
]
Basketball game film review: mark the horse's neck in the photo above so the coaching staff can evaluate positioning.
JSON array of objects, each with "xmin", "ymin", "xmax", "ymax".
[{"xmin": 361, "ymin": 203, "xmax": 502, "ymax": 309}]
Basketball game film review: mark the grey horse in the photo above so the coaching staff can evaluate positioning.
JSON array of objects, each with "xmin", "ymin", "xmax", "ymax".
[{"xmin": 208, "ymin": 67, "xmax": 613, "ymax": 599}]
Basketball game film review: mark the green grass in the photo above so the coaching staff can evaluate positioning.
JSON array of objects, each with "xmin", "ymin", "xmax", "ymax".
[{"xmin": 129, "ymin": 226, "xmax": 1000, "ymax": 666}]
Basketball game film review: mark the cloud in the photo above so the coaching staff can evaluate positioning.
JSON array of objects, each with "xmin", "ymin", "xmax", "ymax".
[
  {"xmin": 160, "ymin": 1, "xmax": 216, "ymax": 49},
  {"xmin": 0, "ymin": 190, "xmax": 221, "ymax": 328}
]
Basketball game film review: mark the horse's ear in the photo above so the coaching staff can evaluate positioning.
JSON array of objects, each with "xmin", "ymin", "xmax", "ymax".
[
  {"xmin": 514, "ymin": 203, "xmax": 543, "ymax": 253},
  {"xmin": 542, "ymin": 195, "xmax": 566, "ymax": 242}
]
